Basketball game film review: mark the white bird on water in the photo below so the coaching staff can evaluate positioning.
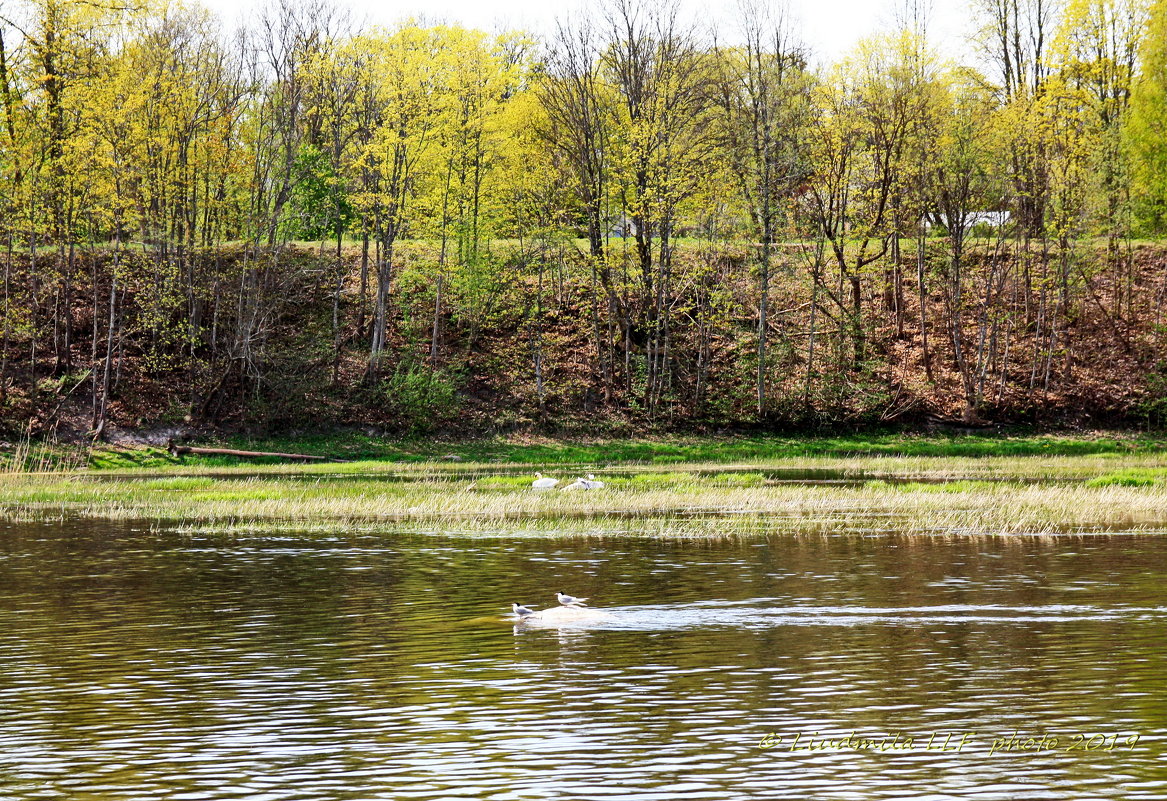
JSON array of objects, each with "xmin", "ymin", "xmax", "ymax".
[
  {"xmin": 557, "ymin": 591, "xmax": 588, "ymax": 607},
  {"xmin": 562, "ymin": 474, "xmax": 604, "ymax": 491},
  {"xmin": 512, "ymin": 603, "xmax": 537, "ymax": 617},
  {"xmin": 531, "ymin": 472, "xmax": 559, "ymax": 489}
]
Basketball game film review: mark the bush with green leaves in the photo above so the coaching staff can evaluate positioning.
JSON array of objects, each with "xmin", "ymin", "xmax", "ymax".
[
  {"xmin": 1138, "ymin": 359, "xmax": 1167, "ymax": 430},
  {"xmin": 380, "ymin": 361, "xmax": 462, "ymax": 434}
]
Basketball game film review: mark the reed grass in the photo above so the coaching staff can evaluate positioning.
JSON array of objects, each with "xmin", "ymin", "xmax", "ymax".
[
  {"xmin": 0, "ymin": 431, "xmax": 90, "ymax": 473},
  {"xmin": 2, "ymin": 463, "xmax": 1166, "ymax": 538}
]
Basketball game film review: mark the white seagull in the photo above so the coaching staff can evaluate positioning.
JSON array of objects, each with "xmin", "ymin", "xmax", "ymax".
[
  {"xmin": 512, "ymin": 603, "xmax": 537, "ymax": 617},
  {"xmin": 531, "ymin": 472, "xmax": 559, "ymax": 489},
  {"xmin": 556, "ymin": 591, "xmax": 588, "ymax": 607}
]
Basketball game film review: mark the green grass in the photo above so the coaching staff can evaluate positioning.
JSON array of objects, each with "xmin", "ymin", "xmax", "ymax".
[
  {"xmin": 88, "ymin": 447, "xmax": 179, "ymax": 470},
  {"xmin": 1086, "ymin": 468, "xmax": 1167, "ymax": 487},
  {"xmin": 4, "ymin": 431, "xmax": 1166, "ymax": 539},
  {"xmin": 1, "ymin": 445, "xmax": 1166, "ymax": 537},
  {"xmin": 138, "ymin": 476, "xmax": 217, "ymax": 491},
  {"xmin": 866, "ymin": 479, "xmax": 1002, "ymax": 492},
  {"xmin": 75, "ymin": 431, "xmax": 1167, "ymax": 472}
]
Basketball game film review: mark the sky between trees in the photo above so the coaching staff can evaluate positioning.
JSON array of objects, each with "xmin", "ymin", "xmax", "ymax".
[{"xmin": 194, "ymin": 0, "xmax": 975, "ymax": 65}]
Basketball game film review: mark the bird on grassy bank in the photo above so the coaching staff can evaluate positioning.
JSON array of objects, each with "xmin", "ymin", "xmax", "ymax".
[
  {"xmin": 562, "ymin": 474, "xmax": 604, "ymax": 491},
  {"xmin": 556, "ymin": 592, "xmax": 588, "ymax": 607},
  {"xmin": 531, "ymin": 472, "xmax": 559, "ymax": 489},
  {"xmin": 512, "ymin": 603, "xmax": 537, "ymax": 617}
]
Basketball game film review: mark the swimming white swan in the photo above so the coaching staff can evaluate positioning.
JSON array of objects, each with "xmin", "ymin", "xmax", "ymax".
[
  {"xmin": 557, "ymin": 591, "xmax": 588, "ymax": 607},
  {"xmin": 531, "ymin": 472, "xmax": 559, "ymax": 489}
]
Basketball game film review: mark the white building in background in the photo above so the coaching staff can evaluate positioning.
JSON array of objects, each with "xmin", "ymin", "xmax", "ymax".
[
  {"xmin": 609, "ymin": 215, "xmax": 639, "ymax": 239},
  {"xmin": 924, "ymin": 210, "xmax": 1012, "ymax": 235}
]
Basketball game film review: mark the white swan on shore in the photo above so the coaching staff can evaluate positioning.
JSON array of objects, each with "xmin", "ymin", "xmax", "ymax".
[
  {"xmin": 563, "ymin": 474, "xmax": 604, "ymax": 490},
  {"xmin": 531, "ymin": 472, "xmax": 559, "ymax": 489}
]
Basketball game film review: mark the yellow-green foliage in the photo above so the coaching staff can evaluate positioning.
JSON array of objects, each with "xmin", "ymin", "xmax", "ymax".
[
  {"xmin": 4, "ymin": 1, "xmax": 1167, "ymax": 438},
  {"xmin": 1127, "ymin": 0, "xmax": 1167, "ymax": 231}
]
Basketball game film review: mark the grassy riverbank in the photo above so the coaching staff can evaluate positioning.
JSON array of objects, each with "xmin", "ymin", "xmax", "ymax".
[
  {"xmin": 75, "ymin": 430, "xmax": 1167, "ymax": 470},
  {"xmin": 2, "ymin": 433, "xmax": 1166, "ymax": 537}
]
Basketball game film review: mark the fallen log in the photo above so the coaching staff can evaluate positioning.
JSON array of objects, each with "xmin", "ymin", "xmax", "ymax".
[{"xmin": 168, "ymin": 440, "xmax": 348, "ymax": 462}]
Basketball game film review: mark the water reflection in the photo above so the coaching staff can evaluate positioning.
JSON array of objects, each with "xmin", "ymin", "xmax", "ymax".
[{"xmin": 0, "ymin": 521, "xmax": 1165, "ymax": 800}]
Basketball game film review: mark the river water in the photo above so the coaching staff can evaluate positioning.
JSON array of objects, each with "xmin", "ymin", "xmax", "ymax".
[{"xmin": 1, "ymin": 520, "xmax": 1165, "ymax": 800}]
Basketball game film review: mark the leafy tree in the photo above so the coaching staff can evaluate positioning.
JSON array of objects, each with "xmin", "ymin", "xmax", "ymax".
[
  {"xmin": 713, "ymin": 0, "xmax": 814, "ymax": 415},
  {"xmin": 1127, "ymin": 0, "xmax": 1167, "ymax": 232},
  {"xmin": 285, "ymin": 143, "xmax": 353, "ymax": 242}
]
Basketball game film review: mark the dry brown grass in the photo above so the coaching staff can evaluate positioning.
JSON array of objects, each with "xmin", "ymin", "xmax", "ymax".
[{"xmin": 1, "ymin": 465, "xmax": 1165, "ymax": 538}]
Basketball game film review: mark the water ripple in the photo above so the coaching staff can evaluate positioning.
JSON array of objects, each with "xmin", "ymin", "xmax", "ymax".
[{"xmin": 0, "ymin": 522, "xmax": 1165, "ymax": 800}]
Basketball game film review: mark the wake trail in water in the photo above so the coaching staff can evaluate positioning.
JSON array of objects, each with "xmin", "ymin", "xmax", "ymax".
[{"xmin": 528, "ymin": 600, "xmax": 1167, "ymax": 631}]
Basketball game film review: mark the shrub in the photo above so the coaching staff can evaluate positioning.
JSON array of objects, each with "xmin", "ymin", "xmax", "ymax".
[
  {"xmin": 1138, "ymin": 358, "xmax": 1167, "ymax": 430},
  {"xmin": 381, "ymin": 361, "xmax": 462, "ymax": 434}
]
